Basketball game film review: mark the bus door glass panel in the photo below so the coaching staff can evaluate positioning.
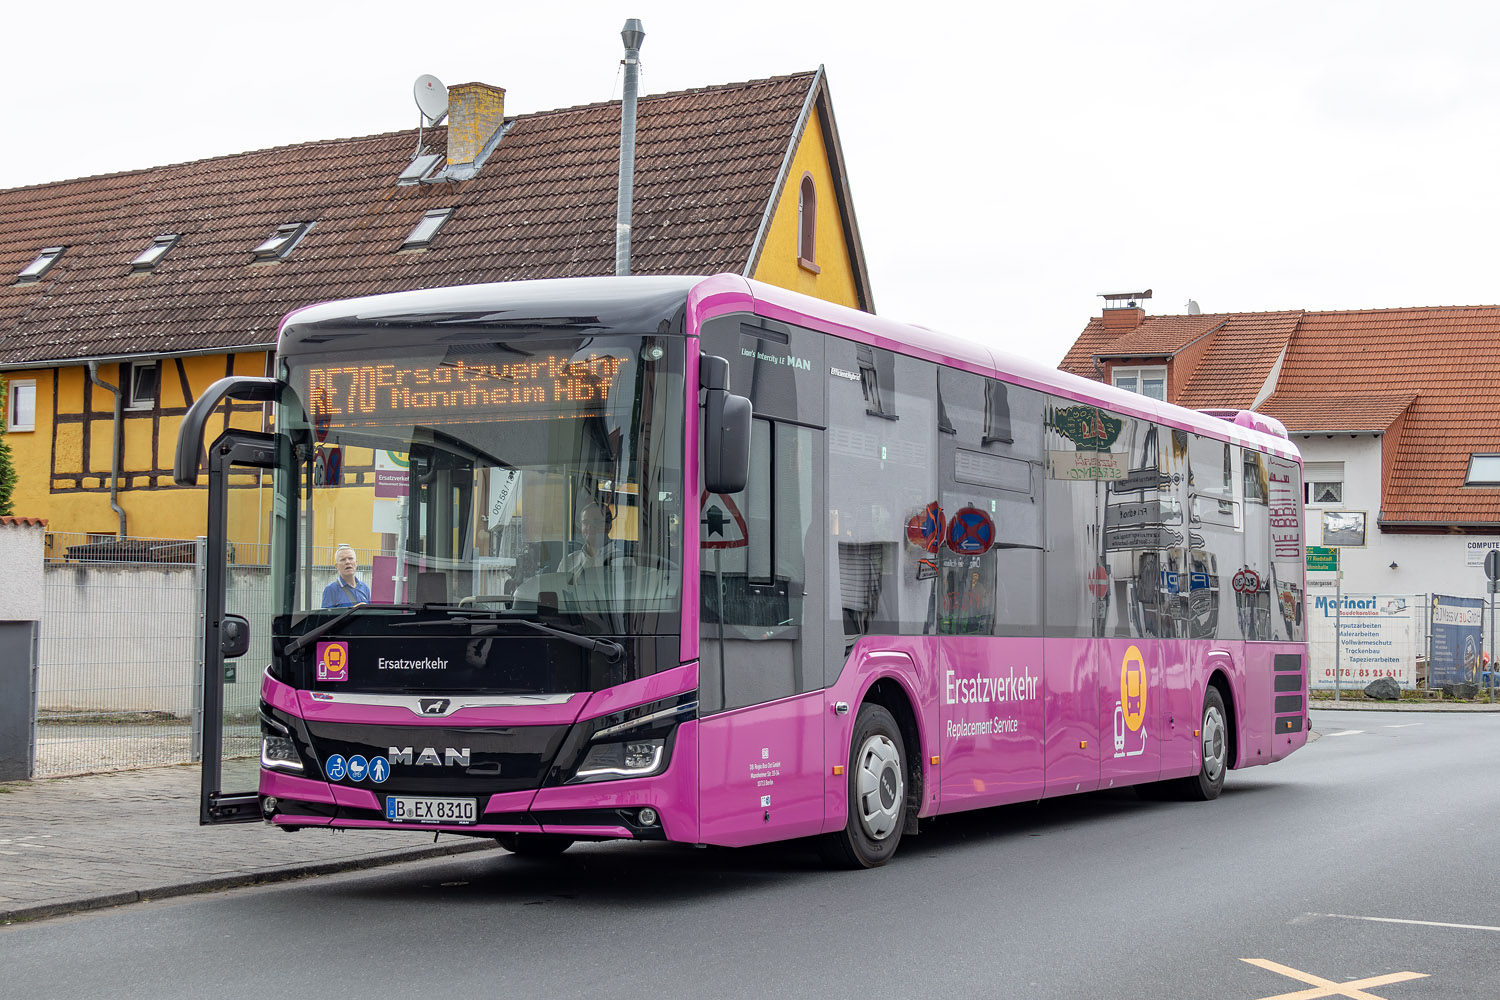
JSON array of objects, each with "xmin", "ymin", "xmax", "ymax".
[
  {"xmin": 1086, "ymin": 410, "xmax": 1161, "ymax": 788},
  {"xmin": 1266, "ymin": 456, "xmax": 1305, "ymax": 642},
  {"xmin": 198, "ymin": 431, "xmax": 285, "ymax": 823},
  {"xmin": 935, "ymin": 372, "xmax": 1044, "ymax": 807},
  {"xmin": 698, "ymin": 419, "xmax": 826, "ymax": 844},
  {"xmin": 1040, "ymin": 396, "xmax": 1108, "ymax": 794},
  {"xmin": 1239, "ymin": 448, "xmax": 1274, "ymax": 641},
  {"xmin": 823, "ymin": 343, "xmax": 938, "ymax": 664}
]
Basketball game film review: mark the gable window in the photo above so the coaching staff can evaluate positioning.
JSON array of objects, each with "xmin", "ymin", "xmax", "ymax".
[
  {"xmin": 797, "ymin": 173, "xmax": 818, "ymax": 272},
  {"xmin": 402, "ymin": 208, "xmax": 454, "ymax": 249},
  {"xmin": 131, "ymin": 234, "xmax": 179, "ymax": 272},
  {"xmin": 6, "ymin": 379, "xmax": 36, "ymax": 432},
  {"xmin": 252, "ymin": 222, "xmax": 312, "ymax": 261},
  {"xmin": 1304, "ymin": 461, "xmax": 1343, "ymax": 505},
  {"xmin": 1112, "ymin": 365, "xmax": 1166, "ymax": 401},
  {"xmin": 123, "ymin": 362, "xmax": 158, "ymax": 411},
  {"xmin": 17, "ymin": 246, "xmax": 65, "ymax": 282}
]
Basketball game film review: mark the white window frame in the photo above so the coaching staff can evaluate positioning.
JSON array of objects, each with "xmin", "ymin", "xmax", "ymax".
[
  {"xmin": 1304, "ymin": 461, "xmax": 1344, "ymax": 506},
  {"xmin": 17, "ymin": 246, "xmax": 64, "ymax": 282},
  {"xmin": 6, "ymin": 378, "xmax": 36, "ymax": 432},
  {"xmin": 1111, "ymin": 365, "xmax": 1167, "ymax": 401},
  {"xmin": 123, "ymin": 361, "xmax": 158, "ymax": 411},
  {"xmin": 130, "ymin": 234, "xmax": 180, "ymax": 272},
  {"xmin": 402, "ymin": 208, "xmax": 453, "ymax": 249},
  {"xmin": 252, "ymin": 222, "xmax": 312, "ymax": 261}
]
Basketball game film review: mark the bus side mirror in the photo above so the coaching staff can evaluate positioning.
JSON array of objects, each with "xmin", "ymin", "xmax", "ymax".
[
  {"xmin": 220, "ymin": 614, "xmax": 251, "ymax": 659},
  {"xmin": 705, "ymin": 391, "xmax": 751, "ymax": 494},
  {"xmin": 701, "ymin": 353, "xmax": 751, "ymax": 494}
]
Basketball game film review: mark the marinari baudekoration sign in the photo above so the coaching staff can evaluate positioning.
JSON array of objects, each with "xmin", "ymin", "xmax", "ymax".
[{"xmin": 1308, "ymin": 592, "xmax": 1418, "ymax": 689}]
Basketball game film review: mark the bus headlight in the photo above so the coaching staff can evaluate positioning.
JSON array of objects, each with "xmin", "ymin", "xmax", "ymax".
[
  {"xmin": 261, "ymin": 735, "xmax": 304, "ymax": 772},
  {"xmin": 575, "ymin": 739, "xmax": 665, "ymax": 780}
]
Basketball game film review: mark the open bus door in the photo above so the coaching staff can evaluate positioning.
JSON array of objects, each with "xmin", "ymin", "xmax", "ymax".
[{"xmin": 175, "ymin": 376, "xmax": 282, "ymax": 825}]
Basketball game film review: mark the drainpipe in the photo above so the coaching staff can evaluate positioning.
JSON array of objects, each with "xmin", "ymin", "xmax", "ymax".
[
  {"xmin": 86, "ymin": 361, "xmax": 127, "ymax": 538},
  {"xmin": 615, "ymin": 18, "xmax": 645, "ymax": 276}
]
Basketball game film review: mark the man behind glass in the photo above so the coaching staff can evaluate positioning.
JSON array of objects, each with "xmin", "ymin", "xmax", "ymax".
[{"xmin": 322, "ymin": 544, "xmax": 371, "ymax": 607}]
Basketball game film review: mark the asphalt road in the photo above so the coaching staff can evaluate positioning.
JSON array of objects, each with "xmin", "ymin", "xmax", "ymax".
[{"xmin": 4, "ymin": 709, "xmax": 1498, "ymax": 1000}]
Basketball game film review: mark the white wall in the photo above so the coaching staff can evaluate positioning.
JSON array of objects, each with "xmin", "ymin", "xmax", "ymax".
[
  {"xmin": 0, "ymin": 520, "xmax": 45, "ymax": 622},
  {"xmin": 1297, "ymin": 433, "xmax": 1494, "ymax": 602}
]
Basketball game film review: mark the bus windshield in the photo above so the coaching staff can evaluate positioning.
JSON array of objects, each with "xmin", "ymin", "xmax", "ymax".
[{"xmin": 273, "ymin": 333, "xmax": 685, "ymax": 637}]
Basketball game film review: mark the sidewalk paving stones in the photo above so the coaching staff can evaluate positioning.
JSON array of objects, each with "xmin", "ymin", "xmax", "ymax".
[{"xmin": 0, "ymin": 764, "xmax": 495, "ymax": 925}]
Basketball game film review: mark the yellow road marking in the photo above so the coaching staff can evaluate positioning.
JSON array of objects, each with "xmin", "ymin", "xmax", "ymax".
[{"xmin": 1242, "ymin": 958, "xmax": 1428, "ymax": 1000}]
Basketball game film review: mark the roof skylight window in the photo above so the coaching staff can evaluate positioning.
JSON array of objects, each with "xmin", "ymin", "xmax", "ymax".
[
  {"xmin": 130, "ymin": 234, "xmax": 180, "ymax": 272},
  {"xmin": 402, "ymin": 208, "xmax": 454, "ymax": 249},
  {"xmin": 252, "ymin": 222, "xmax": 312, "ymax": 261},
  {"xmin": 17, "ymin": 246, "xmax": 65, "ymax": 282}
]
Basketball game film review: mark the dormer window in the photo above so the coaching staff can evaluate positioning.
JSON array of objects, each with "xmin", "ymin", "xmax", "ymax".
[
  {"xmin": 131, "ymin": 234, "xmax": 179, "ymax": 272},
  {"xmin": 402, "ymin": 208, "xmax": 454, "ymax": 249},
  {"xmin": 252, "ymin": 222, "xmax": 312, "ymax": 261},
  {"xmin": 17, "ymin": 246, "xmax": 65, "ymax": 282}
]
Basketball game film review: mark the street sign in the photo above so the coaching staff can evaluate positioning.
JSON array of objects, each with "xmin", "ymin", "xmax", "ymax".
[
  {"xmin": 1306, "ymin": 545, "xmax": 1338, "ymax": 572},
  {"xmin": 1485, "ymin": 549, "xmax": 1500, "ymax": 583}
]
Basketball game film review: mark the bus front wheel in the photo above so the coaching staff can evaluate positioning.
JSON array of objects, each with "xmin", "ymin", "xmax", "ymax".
[
  {"xmin": 496, "ymin": 832, "xmax": 575, "ymax": 856},
  {"xmin": 820, "ymin": 703, "xmax": 907, "ymax": 869}
]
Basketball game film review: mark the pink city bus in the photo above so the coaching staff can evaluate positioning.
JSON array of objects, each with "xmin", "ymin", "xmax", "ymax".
[{"xmin": 176, "ymin": 274, "xmax": 1308, "ymax": 868}]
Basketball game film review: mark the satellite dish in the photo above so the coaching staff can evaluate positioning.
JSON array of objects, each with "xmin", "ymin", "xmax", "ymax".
[
  {"xmin": 1186, "ymin": 299, "xmax": 1201, "ymax": 315},
  {"xmin": 414, "ymin": 75, "xmax": 448, "ymax": 124}
]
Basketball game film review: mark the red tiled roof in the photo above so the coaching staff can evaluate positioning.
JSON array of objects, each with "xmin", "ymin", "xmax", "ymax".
[
  {"xmin": 1061, "ymin": 303, "xmax": 1500, "ymax": 527},
  {"xmin": 1099, "ymin": 314, "xmax": 1227, "ymax": 357},
  {"xmin": 1257, "ymin": 391, "xmax": 1417, "ymax": 432},
  {"xmin": 0, "ymin": 72, "xmax": 845, "ymax": 366}
]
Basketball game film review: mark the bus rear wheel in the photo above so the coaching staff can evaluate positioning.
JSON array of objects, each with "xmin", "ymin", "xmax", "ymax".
[
  {"xmin": 819, "ymin": 703, "xmax": 907, "ymax": 869},
  {"xmin": 496, "ymin": 832, "xmax": 575, "ymax": 856}
]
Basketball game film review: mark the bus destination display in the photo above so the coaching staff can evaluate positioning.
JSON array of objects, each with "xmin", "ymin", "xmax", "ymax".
[{"xmin": 303, "ymin": 354, "xmax": 630, "ymax": 426}]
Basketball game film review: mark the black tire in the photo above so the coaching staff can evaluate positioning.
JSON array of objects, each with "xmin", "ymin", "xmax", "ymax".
[
  {"xmin": 496, "ymin": 832, "xmax": 575, "ymax": 856},
  {"xmin": 1136, "ymin": 685, "xmax": 1229, "ymax": 802},
  {"xmin": 819, "ymin": 704, "xmax": 907, "ymax": 869}
]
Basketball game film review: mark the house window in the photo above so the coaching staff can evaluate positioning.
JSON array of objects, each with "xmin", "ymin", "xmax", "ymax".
[
  {"xmin": 17, "ymin": 246, "xmax": 65, "ymax": 282},
  {"xmin": 402, "ymin": 208, "xmax": 454, "ymax": 249},
  {"xmin": 124, "ymin": 362, "xmax": 158, "ymax": 411},
  {"xmin": 252, "ymin": 222, "xmax": 312, "ymax": 261},
  {"xmin": 130, "ymin": 234, "xmax": 180, "ymax": 271},
  {"xmin": 1112, "ymin": 366, "xmax": 1166, "ymax": 401},
  {"xmin": 6, "ymin": 379, "xmax": 36, "ymax": 432},
  {"xmin": 1464, "ymin": 453, "xmax": 1500, "ymax": 486},
  {"xmin": 1304, "ymin": 461, "xmax": 1343, "ymax": 505},
  {"xmin": 797, "ymin": 173, "xmax": 818, "ymax": 271}
]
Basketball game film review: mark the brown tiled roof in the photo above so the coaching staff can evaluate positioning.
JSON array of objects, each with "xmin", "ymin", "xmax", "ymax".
[
  {"xmin": 0, "ymin": 72, "xmax": 844, "ymax": 366},
  {"xmin": 1257, "ymin": 391, "xmax": 1417, "ymax": 433},
  {"xmin": 1100, "ymin": 314, "xmax": 1227, "ymax": 357},
  {"xmin": 1060, "ymin": 303, "xmax": 1500, "ymax": 527},
  {"xmin": 1175, "ymin": 311, "xmax": 1303, "ymax": 409}
]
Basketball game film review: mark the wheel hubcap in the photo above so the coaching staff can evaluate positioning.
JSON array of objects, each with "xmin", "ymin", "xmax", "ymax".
[
  {"xmin": 1201, "ymin": 704, "xmax": 1226, "ymax": 783},
  {"xmin": 855, "ymin": 734, "xmax": 903, "ymax": 841}
]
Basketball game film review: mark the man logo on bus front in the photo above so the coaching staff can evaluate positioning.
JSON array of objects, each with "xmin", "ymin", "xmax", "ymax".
[{"xmin": 420, "ymin": 699, "xmax": 450, "ymax": 715}]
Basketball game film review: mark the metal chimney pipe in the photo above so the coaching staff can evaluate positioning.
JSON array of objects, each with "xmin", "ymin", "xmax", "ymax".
[{"xmin": 615, "ymin": 18, "xmax": 645, "ymax": 276}]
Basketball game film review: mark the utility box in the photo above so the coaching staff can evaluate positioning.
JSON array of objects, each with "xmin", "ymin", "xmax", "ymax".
[{"xmin": 0, "ymin": 517, "xmax": 45, "ymax": 781}]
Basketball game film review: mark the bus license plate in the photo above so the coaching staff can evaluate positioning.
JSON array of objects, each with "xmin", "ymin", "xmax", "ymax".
[{"xmin": 384, "ymin": 796, "xmax": 477, "ymax": 825}]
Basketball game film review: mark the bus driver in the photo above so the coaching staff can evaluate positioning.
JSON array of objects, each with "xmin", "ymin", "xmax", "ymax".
[{"xmin": 322, "ymin": 544, "xmax": 371, "ymax": 608}]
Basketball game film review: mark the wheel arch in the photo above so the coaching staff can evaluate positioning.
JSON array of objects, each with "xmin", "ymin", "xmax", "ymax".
[
  {"xmin": 1206, "ymin": 668, "xmax": 1239, "ymax": 770},
  {"xmin": 862, "ymin": 676, "xmax": 923, "ymax": 834}
]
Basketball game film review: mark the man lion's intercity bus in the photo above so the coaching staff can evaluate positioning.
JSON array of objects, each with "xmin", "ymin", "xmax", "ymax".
[{"xmin": 177, "ymin": 274, "xmax": 1309, "ymax": 868}]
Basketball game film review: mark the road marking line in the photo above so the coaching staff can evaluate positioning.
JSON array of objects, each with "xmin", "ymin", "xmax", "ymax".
[
  {"xmin": 1324, "ymin": 730, "xmax": 1365, "ymax": 737},
  {"xmin": 1311, "ymin": 912, "xmax": 1500, "ymax": 933},
  {"xmin": 1242, "ymin": 958, "xmax": 1427, "ymax": 1000},
  {"xmin": 1382, "ymin": 724, "xmax": 1421, "ymax": 729}
]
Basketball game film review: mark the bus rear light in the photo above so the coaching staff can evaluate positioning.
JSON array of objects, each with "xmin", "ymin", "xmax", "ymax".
[{"xmin": 261, "ymin": 736, "xmax": 304, "ymax": 772}]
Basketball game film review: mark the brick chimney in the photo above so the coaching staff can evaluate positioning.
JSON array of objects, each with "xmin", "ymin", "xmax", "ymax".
[
  {"xmin": 1099, "ymin": 289, "xmax": 1151, "ymax": 331},
  {"xmin": 446, "ymin": 82, "xmax": 506, "ymax": 167}
]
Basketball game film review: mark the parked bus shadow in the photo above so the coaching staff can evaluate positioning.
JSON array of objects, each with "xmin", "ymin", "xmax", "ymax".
[{"xmin": 319, "ymin": 780, "xmax": 1290, "ymax": 909}]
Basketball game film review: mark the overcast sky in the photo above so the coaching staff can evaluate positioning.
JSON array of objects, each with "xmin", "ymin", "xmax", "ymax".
[{"xmin": 7, "ymin": 1, "xmax": 1497, "ymax": 367}]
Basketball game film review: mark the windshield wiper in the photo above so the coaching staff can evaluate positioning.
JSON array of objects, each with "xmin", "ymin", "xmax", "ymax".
[
  {"xmin": 393, "ymin": 614, "xmax": 624, "ymax": 662},
  {"xmin": 284, "ymin": 603, "xmax": 421, "ymax": 656}
]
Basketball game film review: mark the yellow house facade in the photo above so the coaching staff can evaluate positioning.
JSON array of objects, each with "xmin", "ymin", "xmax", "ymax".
[{"xmin": 0, "ymin": 68, "xmax": 873, "ymax": 548}]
